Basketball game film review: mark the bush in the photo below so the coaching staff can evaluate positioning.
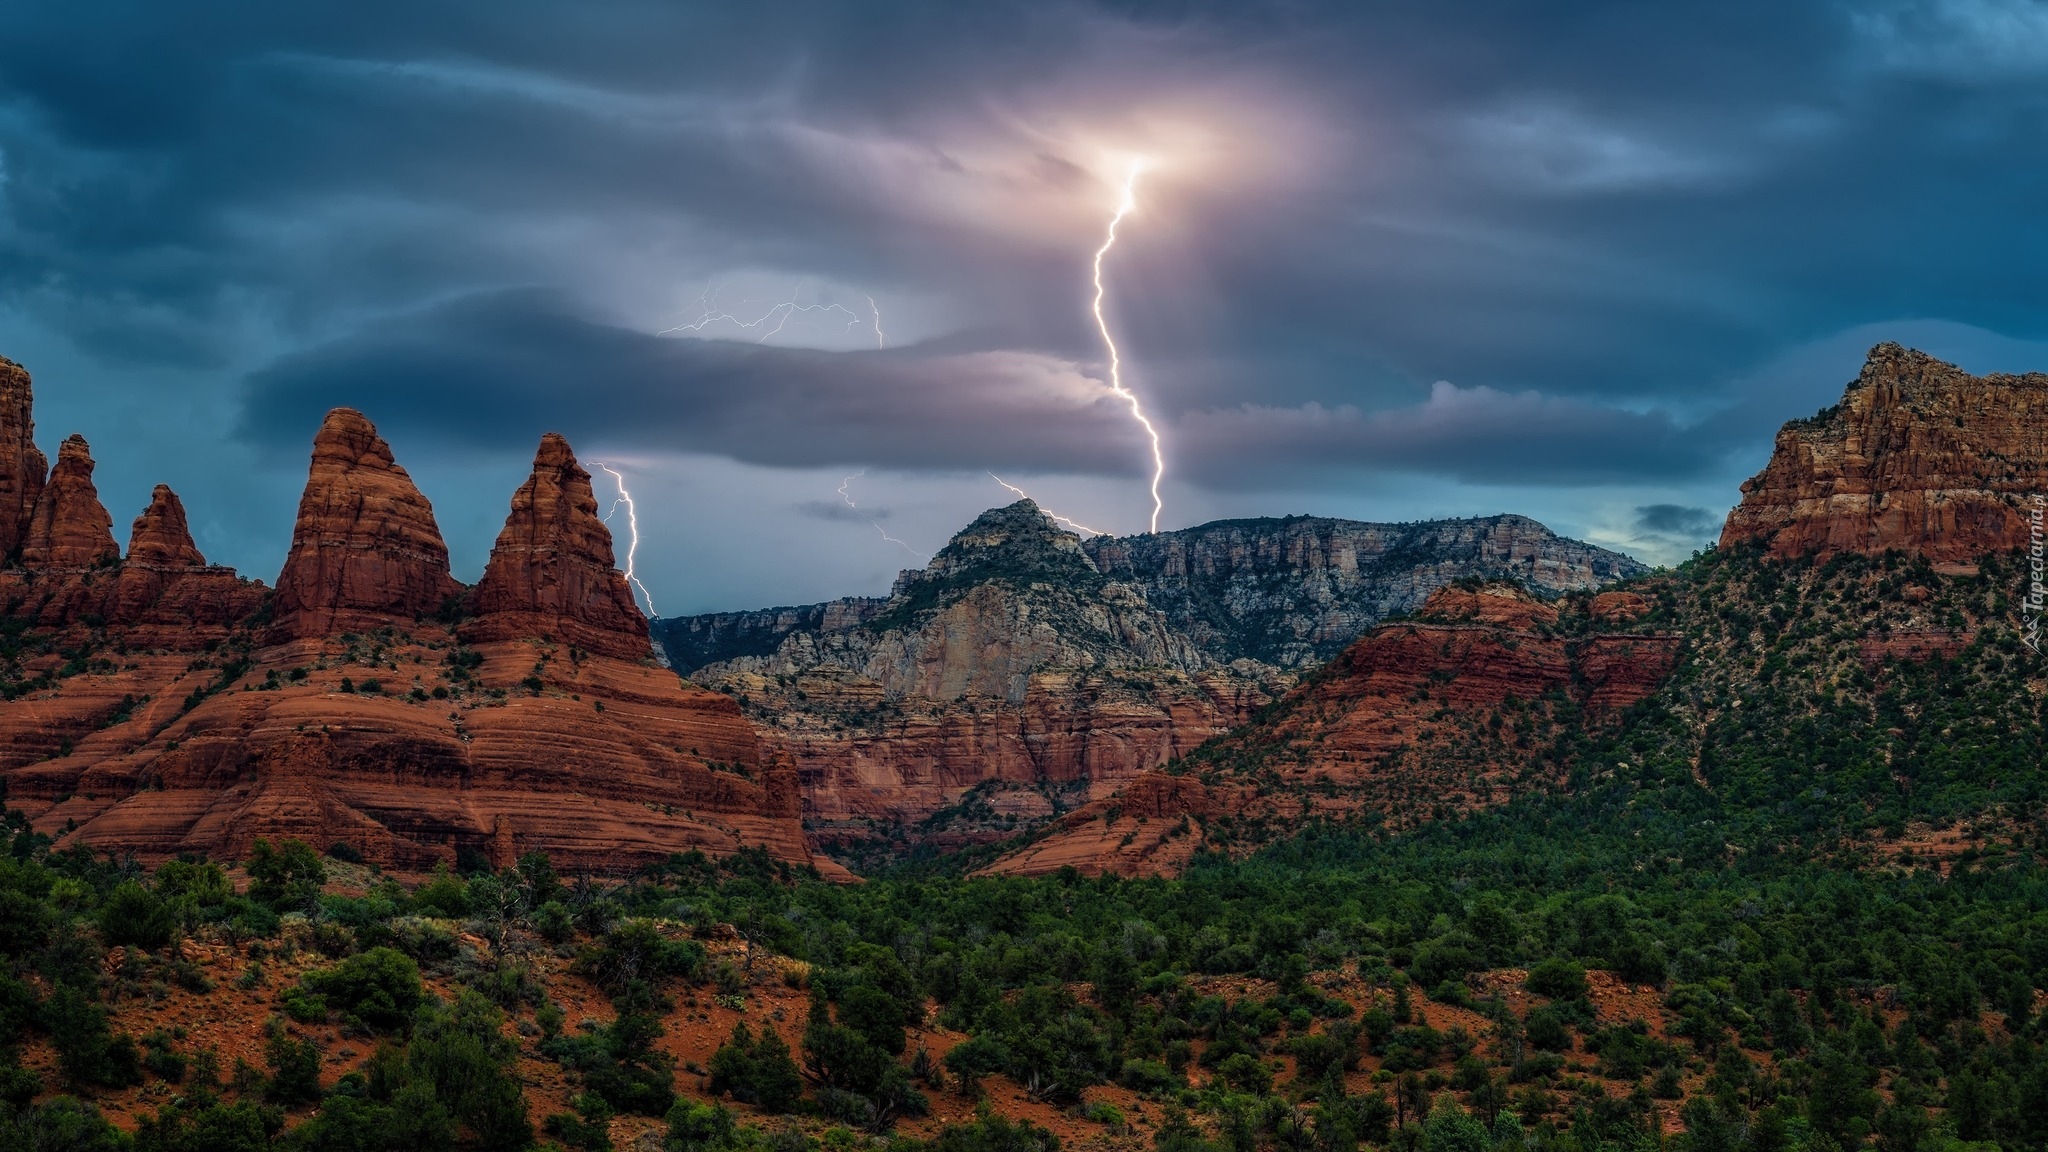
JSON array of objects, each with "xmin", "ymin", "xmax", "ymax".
[
  {"xmin": 246, "ymin": 839, "xmax": 326, "ymax": 912},
  {"xmin": 295, "ymin": 947, "xmax": 423, "ymax": 1032},
  {"xmin": 1525, "ymin": 958, "xmax": 1589, "ymax": 1002},
  {"xmin": 1523, "ymin": 1006, "xmax": 1572, "ymax": 1053},
  {"xmin": 44, "ymin": 986, "xmax": 142, "ymax": 1090},
  {"xmin": 99, "ymin": 881, "xmax": 175, "ymax": 950},
  {"xmin": 706, "ymin": 1022, "xmax": 805, "ymax": 1113},
  {"xmin": 582, "ymin": 921, "xmax": 705, "ymax": 994},
  {"xmin": 264, "ymin": 1028, "xmax": 323, "ymax": 1105},
  {"xmin": 0, "ymin": 1097, "xmax": 130, "ymax": 1152}
]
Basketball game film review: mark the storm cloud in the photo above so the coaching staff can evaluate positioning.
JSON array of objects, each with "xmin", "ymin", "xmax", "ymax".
[{"xmin": 4, "ymin": 0, "xmax": 2048, "ymax": 607}]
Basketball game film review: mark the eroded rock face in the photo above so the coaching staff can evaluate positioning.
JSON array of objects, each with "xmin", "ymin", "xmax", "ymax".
[
  {"xmin": 0, "ymin": 384, "xmax": 829, "ymax": 876},
  {"xmin": 19, "ymin": 435, "xmax": 117, "ymax": 568},
  {"xmin": 126, "ymin": 484, "xmax": 206, "ymax": 567},
  {"xmin": 1721, "ymin": 344, "xmax": 2048, "ymax": 562},
  {"xmin": 0, "ymin": 358, "xmax": 45, "ymax": 561},
  {"xmin": 1083, "ymin": 514, "xmax": 1648, "ymax": 666},
  {"xmin": 462, "ymin": 433, "xmax": 649, "ymax": 660},
  {"xmin": 987, "ymin": 583, "xmax": 1680, "ymax": 878},
  {"xmin": 272, "ymin": 408, "xmax": 463, "ymax": 639},
  {"xmin": 688, "ymin": 501, "xmax": 1289, "ymax": 851}
]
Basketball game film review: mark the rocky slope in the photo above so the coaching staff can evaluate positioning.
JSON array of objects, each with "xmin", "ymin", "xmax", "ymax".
[
  {"xmin": 659, "ymin": 506, "xmax": 1642, "ymax": 860},
  {"xmin": 684, "ymin": 502, "xmax": 1292, "ymax": 855},
  {"xmin": 986, "ymin": 583, "xmax": 1680, "ymax": 877},
  {"xmin": 1083, "ymin": 513, "xmax": 1649, "ymax": 666},
  {"xmin": 1721, "ymin": 343, "xmax": 2048, "ymax": 562},
  {"xmin": 0, "ymin": 359, "xmax": 827, "ymax": 875},
  {"xmin": 657, "ymin": 513, "xmax": 1645, "ymax": 674}
]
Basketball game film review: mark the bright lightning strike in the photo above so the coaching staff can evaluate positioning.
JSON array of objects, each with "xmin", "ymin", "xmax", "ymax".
[
  {"xmin": 865, "ymin": 295, "xmax": 886, "ymax": 350},
  {"xmin": 1091, "ymin": 158, "xmax": 1167, "ymax": 534},
  {"xmin": 661, "ymin": 282, "xmax": 866, "ymax": 345},
  {"xmin": 989, "ymin": 473, "xmax": 1104, "ymax": 537},
  {"xmin": 593, "ymin": 462, "xmax": 659, "ymax": 617},
  {"xmin": 838, "ymin": 470, "xmax": 924, "ymax": 559}
]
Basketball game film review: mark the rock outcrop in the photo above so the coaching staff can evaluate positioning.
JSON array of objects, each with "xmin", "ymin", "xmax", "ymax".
[
  {"xmin": 0, "ymin": 371, "xmax": 827, "ymax": 876},
  {"xmin": 0, "ymin": 358, "xmax": 45, "ymax": 560},
  {"xmin": 1722, "ymin": 344, "xmax": 2048, "ymax": 562},
  {"xmin": 271, "ymin": 408, "xmax": 464, "ymax": 639},
  {"xmin": 461, "ymin": 433, "xmax": 650, "ymax": 660},
  {"xmin": 19, "ymin": 435, "xmax": 117, "ymax": 568},
  {"xmin": 986, "ymin": 583, "xmax": 1680, "ymax": 878},
  {"xmin": 125, "ymin": 484, "xmax": 207, "ymax": 567},
  {"xmin": 1082, "ymin": 514, "xmax": 1649, "ymax": 667},
  {"xmin": 687, "ymin": 502, "xmax": 1290, "ymax": 854}
]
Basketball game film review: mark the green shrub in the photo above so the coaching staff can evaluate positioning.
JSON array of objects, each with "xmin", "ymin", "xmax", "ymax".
[
  {"xmin": 1524, "ymin": 958, "xmax": 1589, "ymax": 1002},
  {"xmin": 294, "ymin": 947, "xmax": 423, "ymax": 1033},
  {"xmin": 99, "ymin": 881, "xmax": 175, "ymax": 950}
]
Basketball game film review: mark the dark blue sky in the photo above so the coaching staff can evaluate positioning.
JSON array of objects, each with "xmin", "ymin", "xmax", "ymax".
[{"xmin": 5, "ymin": 0, "xmax": 2048, "ymax": 612}]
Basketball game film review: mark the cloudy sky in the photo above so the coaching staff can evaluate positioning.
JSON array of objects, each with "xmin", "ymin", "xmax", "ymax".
[{"xmin": 6, "ymin": 0, "xmax": 2048, "ymax": 614}]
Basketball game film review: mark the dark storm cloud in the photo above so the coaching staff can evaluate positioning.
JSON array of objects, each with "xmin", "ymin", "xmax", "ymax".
[
  {"xmin": 235, "ymin": 290, "xmax": 1147, "ymax": 473},
  {"xmin": 236, "ymin": 289, "xmax": 1726, "ymax": 488},
  {"xmin": 1634, "ymin": 505, "xmax": 1718, "ymax": 536},
  {"xmin": 5, "ymin": 0, "xmax": 2048, "ymax": 581}
]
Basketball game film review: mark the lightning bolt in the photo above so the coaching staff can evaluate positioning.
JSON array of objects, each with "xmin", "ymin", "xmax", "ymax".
[
  {"xmin": 865, "ymin": 295, "xmax": 886, "ymax": 350},
  {"xmin": 838, "ymin": 470, "xmax": 925, "ymax": 559},
  {"xmin": 592, "ymin": 462, "xmax": 658, "ymax": 617},
  {"xmin": 988, "ymin": 473, "xmax": 1104, "ymax": 537},
  {"xmin": 1092, "ymin": 159, "xmax": 1166, "ymax": 534},
  {"xmin": 661, "ymin": 281, "xmax": 866, "ymax": 345}
]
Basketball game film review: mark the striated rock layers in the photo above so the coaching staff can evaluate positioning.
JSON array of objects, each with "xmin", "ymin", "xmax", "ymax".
[
  {"xmin": 271, "ymin": 408, "xmax": 466, "ymax": 640},
  {"xmin": 0, "ymin": 357, "xmax": 45, "ymax": 561},
  {"xmin": 1083, "ymin": 513, "xmax": 1649, "ymax": 667},
  {"xmin": 987, "ymin": 583, "xmax": 1680, "ymax": 878},
  {"xmin": 688, "ymin": 502, "xmax": 1293, "ymax": 850},
  {"xmin": 659, "ymin": 513, "xmax": 1646, "ymax": 674},
  {"xmin": 460, "ymin": 433, "xmax": 650, "ymax": 660},
  {"xmin": 0, "ymin": 359, "xmax": 825, "ymax": 875},
  {"xmin": 1722, "ymin": 343, "xmax": 2048, "ymax": 563}
]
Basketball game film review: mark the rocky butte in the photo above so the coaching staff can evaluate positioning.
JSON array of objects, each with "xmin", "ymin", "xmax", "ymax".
[
  {"xmin": 660, "ymin": 501, "xmax": 1645, "ymax": 860},
  {"xmin": 1721, "ymin": 342, "xmax": 2048, "ymax": 563},
  {"xmin": 988, "ymin": 341, "xmax": 2048, "ymax": 878},
  {"xmin": 0, "ymin": 357, "xmax": 829, "ymax": 875}
]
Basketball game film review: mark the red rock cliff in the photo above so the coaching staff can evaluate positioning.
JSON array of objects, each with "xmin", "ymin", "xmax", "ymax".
[
  {"xmin": 1721, "ymin": 344, "xmax": 2048, "ymax": 562},
  {"xmin": 987, "ymin": 583, "xmax": 1679, "ymax": 878},
  {"xmin": 19, "ymin": 435, "xmax": 117, "ymax": 568},
  {"xmin": 462, "ymin": 433, "xmax": 649, "ymax": 660},
  {"xmin": 0, "ymin": 358, "xmax": 45, "ymax": 561},
  {"xmin": 272, "ymin": 408, "xmax": 463, "ymax": 639}
]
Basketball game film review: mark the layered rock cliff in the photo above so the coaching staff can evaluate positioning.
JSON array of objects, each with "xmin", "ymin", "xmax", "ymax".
[
  {"xmin": 271, "ymin": 408, "xmax": 465, "ymax": 640},
  {"xmin": 0, "ymin": 360, "xmax": 826, "ymax": 875},
  {"xmin": 461, "ymin": 432, "xmax": 650, "ymax": 660},
  {"xmin": 1721, "ymin": 343, "xmax": 2048, "ymax": 562},
  {"xmin": 686, "ymin": 502, "xmax": 1290, "ymax": 854},
  {"xmin": 987, "ymin": 583, "xmax": 1680, "ymax": 878},
  {"xmin": 1082, "ymin": 513, "xmax": 1649, "ymax": 667},
  {"xmin": 0, "ymin": 357, "xmax": 45, "ymax": 561}
]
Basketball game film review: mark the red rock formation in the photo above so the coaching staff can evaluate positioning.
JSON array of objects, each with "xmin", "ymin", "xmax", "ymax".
[
  {"xmin": 1722, "ymin": 344, "xmax": 2048, "ymax": 562},
  {"xmin": 0, "ymin": 386, "xmax": 830, "ymax": 876},
  {"xmin": 462, "ymin": 433, "xmax": 649, "ymax": 660},
  {"xmin": 271, "ymin": 408, "xmax": 463, "ymax": 639},
  {"xmin": 0, "ymin": 358, "xmax": 44, "ymax": 560},
  {"xmin": 19, "ymin": 435, "xmax": 117, "ymax": 568},
  {"xmin": 988, "ymin": 584, "xmax": 1679, "ymax": 877},
  {"xmin": 126, "ymin": 484, "xmax": 206, "ymax": 566}
]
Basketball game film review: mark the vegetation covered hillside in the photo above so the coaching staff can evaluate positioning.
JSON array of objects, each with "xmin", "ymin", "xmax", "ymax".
[{"xmin": 0, "ymin": 547, "xmax": 2036, "ymax": 1151}]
